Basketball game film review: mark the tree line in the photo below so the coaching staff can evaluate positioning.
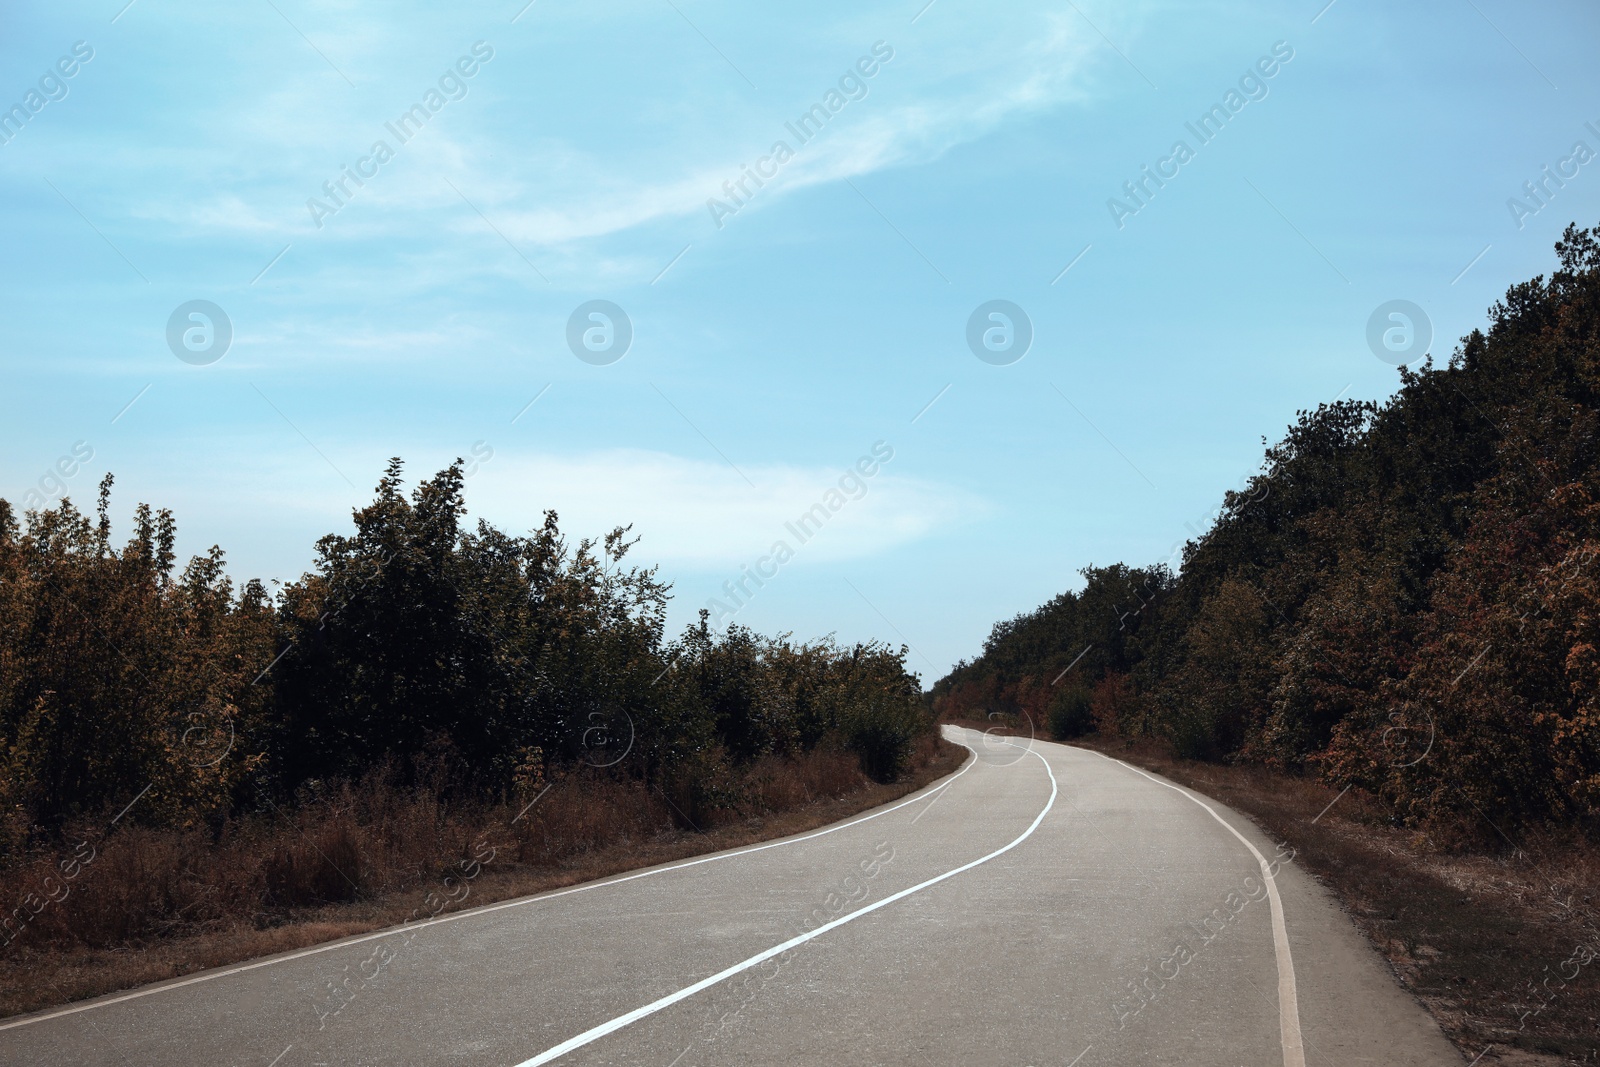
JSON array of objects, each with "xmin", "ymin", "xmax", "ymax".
[
  {"xmin": 933, "ymin": 222, "xmax": 1600, "ymax": 844},
  {"xmin": 0, "ymin": 458, "xmax": 931, "ymax": 851}
]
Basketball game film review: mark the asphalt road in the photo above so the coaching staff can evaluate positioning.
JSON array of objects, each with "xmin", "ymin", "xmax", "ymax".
[{"xmin": 2, "ymin": 727, "xmax": 1464, "ymax": 1067}]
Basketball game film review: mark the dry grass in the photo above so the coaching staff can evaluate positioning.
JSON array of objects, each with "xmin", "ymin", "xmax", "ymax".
[
  {"xmin": 0, "ymin": 733, "xmax": 963, "ymax": 1020},
  {"xmin": 1061, "ymin": 732, "xmax": 1600, "ymax": 1067}
]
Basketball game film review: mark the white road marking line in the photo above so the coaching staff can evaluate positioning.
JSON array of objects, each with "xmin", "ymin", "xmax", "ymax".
[
  {"xmin": 514, "ymin": 737, "xmax": 1057, "ymax": 1066},
  {"xmin": 1092, "ymin": 752, "xmax": 1305, "ymax": 1067},
  {"xmin": 0, "ymin": 748, "xmax": 977, "ymax": 1032}
]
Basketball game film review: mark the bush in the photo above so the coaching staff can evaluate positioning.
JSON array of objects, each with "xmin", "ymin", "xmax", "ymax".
[{"xmin": 1048, "ymin": 687, "xmax": 1095, "ymax": 739}]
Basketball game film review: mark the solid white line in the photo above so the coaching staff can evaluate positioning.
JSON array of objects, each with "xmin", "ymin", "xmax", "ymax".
[
  {"xmin": 0, "ymin": 749, "xmax": 976, "ymax": 1032},
  {"xmin": 1092, "ymin": 752, "xmax": 1305, "ymax": 1067},
  {"xmin": 514, "ymin": 737, "xmax": 1056, "ymax": 1066}
]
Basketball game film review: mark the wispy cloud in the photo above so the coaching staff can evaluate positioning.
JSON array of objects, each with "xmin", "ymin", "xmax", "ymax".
[
  {"xmin": 475, "ymin": 11, "xmax": 1113, "ymax": 246},
  {"xmin": 464, "ymin": 448, "xmax": 983, "ymax": 567},
  {"xmin": 16, "ymin": 2, "xmax": 1126, "ymax": 267},
  {"xmin": 109, "ymin": 443, "xmax": 983, "ymax": 583}
]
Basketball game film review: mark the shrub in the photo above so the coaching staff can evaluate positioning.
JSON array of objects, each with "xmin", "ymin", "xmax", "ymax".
[{"xmin": 1048, "ymin": 687, "xmax": 1095, "ymax": 739}]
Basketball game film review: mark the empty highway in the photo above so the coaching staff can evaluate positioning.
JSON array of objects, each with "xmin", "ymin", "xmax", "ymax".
[{"xmin": 1, "ymin": 727, "xmax": 1463, "ymax": 1066}]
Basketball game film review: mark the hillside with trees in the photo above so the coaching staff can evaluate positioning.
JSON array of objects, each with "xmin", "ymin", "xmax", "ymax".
[{"xmin": 934, "ymin": 222, "xmax": 1600, "ymax": 845}]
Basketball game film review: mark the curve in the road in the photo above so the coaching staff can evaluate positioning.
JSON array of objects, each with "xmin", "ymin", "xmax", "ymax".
[
  {"xmin": 0, "ymin": 745, "xmax": 980, "ymax": 1034},
  {"xmin": 1092, "ymin": 750, "xmax": 1305, "ymax": 1067},
  {"xmin": 514, "ymin": 736, "xmax": 1058, "ymax": 1067}
]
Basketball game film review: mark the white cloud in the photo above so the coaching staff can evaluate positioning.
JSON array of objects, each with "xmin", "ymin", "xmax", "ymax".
[
  {"xmin": 86, "ymin": 440, "xmax": 981, "ymax": 585},
  {"xmin": 39, "ymin": 2, "xmax": 1125, "ymax": 259},
  {"xmin": 462, "ymin": 447, "xmax": 981, "ymax": 568},
  {"xmin": 478, "ymin": 12, "xmax": 1112, "ymax": 246}
]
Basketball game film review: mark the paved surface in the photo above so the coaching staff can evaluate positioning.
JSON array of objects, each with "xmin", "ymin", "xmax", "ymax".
[{"xmin": 1, "ymin": 727, "xmax": 1464, "ymax": 1066}]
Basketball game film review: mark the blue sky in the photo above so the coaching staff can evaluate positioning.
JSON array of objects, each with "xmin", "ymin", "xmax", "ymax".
[{"xmin": 3, "ymin": 0, "xmax": 1598, "ymax": 683}]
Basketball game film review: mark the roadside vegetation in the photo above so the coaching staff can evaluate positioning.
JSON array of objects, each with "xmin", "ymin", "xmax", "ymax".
[
  {"xmin": 933, "ymin": 223, "xmax": 1600, "ymax": 1063},
  {"xmin": 0, "ymin": 458, "xmax": 944, "ymax": 1015}
]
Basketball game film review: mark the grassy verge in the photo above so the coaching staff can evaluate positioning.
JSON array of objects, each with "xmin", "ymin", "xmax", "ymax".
[
  {"xmin": 1062, "ymin": 732, "xmax": 1600, "ymax": 1067},
  {"xmin": 0, "ymin": 734, "xmax": 965, "ymax": 1021}
]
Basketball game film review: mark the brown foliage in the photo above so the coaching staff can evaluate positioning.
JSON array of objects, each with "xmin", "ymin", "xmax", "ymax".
[
  {"xmin": 0, "ymin": 743, "xmax": 892, "ymax": 957},
  {"xmin": 0, "ymin": 737, "xmax": 963, "ymax": 1019},
  {"xmin": 1090, "ymin": 673, "xmax": 1133, "ymax": 735}
]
